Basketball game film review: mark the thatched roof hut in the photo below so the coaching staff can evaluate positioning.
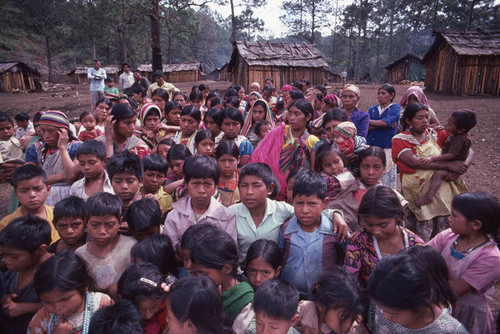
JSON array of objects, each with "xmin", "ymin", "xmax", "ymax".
[
  {"xmin": 68, "ymin": 65, "xmax": 120, "ymax": 84},
  {"xmin": 422, "ymin": 30, "xmax": 500, "ymax": 95},
  {"xmin": 228, "ymin": 41, "xmax": 329, "ymax": 90},
  {"xmin": 137, "ymin": 62, "xmax": 203, "ymax": 83},
  {"xmin": 0, "ymin": 61, "xmax": 41, "ymax": 92},
  {"xmin": 385, "ymin": 54, "xmax": 425, "ymax": 84}
]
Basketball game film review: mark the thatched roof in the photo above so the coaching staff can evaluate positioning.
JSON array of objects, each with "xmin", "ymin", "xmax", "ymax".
[
  {"xmin": 229, "ymin": 41, "xmax": 329, "ymax": 69},
  {"xmin": 137, "ymin": 62, "xmax": 203, "ymax": 73},
  {"xmin": 423, "ymin": 30, "xmax": 500, "ymax": 63},
  {"xmin": 385, "ymin": 54, "xmax": 423, "ymax": 69},
  {"xmin": 0, "ymin": 61, "xmax": 40, "ymax": 76},
  {"xmin": 69, "ymin": 65, "xmax": 121, "ymax": 75}
]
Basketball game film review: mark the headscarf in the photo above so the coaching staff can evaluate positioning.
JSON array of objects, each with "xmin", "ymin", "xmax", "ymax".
[
  {"xmin": 323, "ymin": 94, "xmax": 342, "ymax": 108},
  {"xmin": 39, "ymin": 110, "xmax": 69, "ymax": 129},
  {"xmin": 341, "ymin": 84, "xmax": 361, "ymax": 107},
  {"xmin": 334, "ymin": 121, "xmax": 357, "ymax": 140},
  {"xmin": 281, "ymin": 85, "xmax": 293, "ymax": 92},
  {"xmin": 139, "ymin": 103, "xmax": 161, "ymax": 128},
  {"xmin": 399, "ymin": 86, "xmax": 430, "ymax": 108},
  {"xmin": 241, "ymin": 99, "xmax": 274, "ymax": 137},
  {"xmin": 244, "ymin": 91, "xmax": 263, "ymax": 113}
]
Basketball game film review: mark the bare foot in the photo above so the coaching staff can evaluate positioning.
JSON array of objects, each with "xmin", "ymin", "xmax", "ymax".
[{"xmin": 414, "ymin": 196, "xmax": 433, "ymax": 207}]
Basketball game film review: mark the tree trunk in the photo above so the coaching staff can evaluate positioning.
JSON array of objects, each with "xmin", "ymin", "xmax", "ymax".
[
  {"xmin": 150, "ymin": 0, "xmax": 163, "ymax": 72},
  {"xmin": 467, "ymin": 0, "xmax": 478, "ymax": 30},
  {"xmin": 311, "ymin": 0, "xmax": 316, "ymax": 44},
  {"xmin": 230, "ymin": 0, "xmax": 236, "ymax": 43},
  {"xmin": 388, "ymin": 3, "xmax": 394, "ymax": 63},
  {"xmin": 354, "ymin": 0, "xmax": 362, "ymax": 80},
  {"xmin": 45, "ymin": 35, "xmax": 53, "ymax": 83},
  {"xmin": 121, "ymin": 0, "xmax": 128, "ymax": 63}
]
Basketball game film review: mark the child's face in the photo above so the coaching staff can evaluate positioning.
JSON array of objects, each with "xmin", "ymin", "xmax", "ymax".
[
  {"xmin": 191, "ymin": 99, "xmax": 202, "ymax": 109},
  {"xmin": 114, "ymin": 116, "xmax": 137, "ymax": 138},
  {"xmin": 144, "ymin": 114, "xmax": 161, "ymax": 130},
  {"xmin": 322, "ymin": 307, "xmax": 355, "ymax": 334},
  {"xmin": 249, "ymin": 94, "xmax": 259, "ymax": 106},
  {"xmin": 204, "ymin": 116, "xmax": 219, "ymax": 134},
  {"xmin": 0, "ymin": 120, "xmax": 14, "ymax": 140},
  {"xmin": 143, "ymin": 170, "xmax": 165, "ymax": 194},
  {"xmin": 94, "ymin": 102, "xmax": 110, "ymax": 121},
  {"xmin": 246, "ymin": 257, "xmax": 281, "ymax": 289},
  {"xmin": 201, "ymin": 90, "xmax": 209, "ymax": 100},
  {"xmin": 137, "ymin": 297, "xmax": 162, "ymax": 321},
  {"xmin": 407, "ymin": 94, "xmax": 419, "ymax": 104},
  {"xmin": 157, "ymin": 144, "xmax": 171, "ymax": 159},
  {"xmin": 173, "ymin": 95, "xmax": 186, "ymax": 108},
  {"xmin": 313, "ymin": 98, "xmax": 322, "ymax": 110},
  {"xmin": 86, "ymin": 214, "xmax": 120, "ymax": 246},
  {"xmin": 360, "ymin": 156, "xmax": 384, "ymax": 187},
  {"xmin": 169, "ymin": 159, "xmax": 185, "ymax": 179},
  {"xmin": 286, "ymin": 176, "xmax": 296, "ymax": 205},
  {"xmin": 252, "ymin": 105, "xmax": 266, "ymax": 122},
  {"xmin": 107, "ymin": 81, "xmax": 114, "ymax": 88},
  {"xmin": 180, "ymin": 248, "xmax": 195, "ymax": 275},
  {"xmin": 445, "ymin": 116, "xmax": 461, "ymax": 135},
  {"xmin": 448, "ymin": 208, "xmax": 473, "ymax": 236},
  {"xmin": 1, "ymin": 246, "xmax": 38, "ymax": 272},
  {"xmin": 152, "ymin": 95, "xmax": 166, "ymax": 112},
  {"xmin": 360, "ymin": 216, "xmax": 398, "ymax": 241},
  {"xmin": 239, "ymin": 175, "xmax": 271, "ymax": 211},
  {"xmin": 180, "ymin": 115, "xmax": 198, "ymax": 136},
  {"xmin": 40, "ymin": 289, "xmax": 85, "ymax": 318},
  {"xmin": 193, "ymin": 262, "xmax": 225, "ymax": 286},
  {"xmin": 34, "ymin": 122, "xmax": 43, "ymax": 137},
  {"xmin": 221, "ymin": 118, "xmax": 241, "ymax": 139},
  {"xmin": 111, "ymin": 172, "xmax": 140, "ymax": 201},
  {"xmin": 258, "ymin": 124, "xmax": 271, "ymax": 140},
  {"xmin": 55, "ymin": 217, "xmax": 85, "ymax": 246},
  {"xmin": 321, "ymin": 152, "xmax": 344, "ymax": 176},
  {"xmin": 376, "ymin": 303, "xmax": 421, "ymax": 329},
  {"xmin": 15, "ymin": 177, "xmax": 49, "ymax": 211},
  {"xmin": 195, "ymin": 138, "xmax": 215, "ymax": 157},
  {"xmin": 78, "ymin": 154, "xmax": 105, "ymax": 180},
  {"xmin": 166, "ymin": 300, "xmax": 190, "ymax": 334},
  {"xmin": 40, "ymin": 124, "xmax": 60, "ymax": 147},
  {"xmin": 288, "ymin": 106, "xmax": 311, "ymax": 133},
  {"xmin": 293, "ymin": 194, "xmax": 327, "ymax": 230},
  {"xmin": 255, "ymin": 311, "xmax": 298, "ymax": 334},
  {"xmin": 16, "ymin": 119, "xmax": 29, "ymax": 129},
  {"xmin": 167, "ymin": 108, "xmax": 181, "ymax": 126},
  {"xmin": 218, "ymin": 154, "xmax": 238, "ymax": 179},
  {"xmin": 332, "ymin": 132, "xmax": 346, "ymax": 144},
  {"xmin": 132, "ymin": 92, "xmax": 143, "ymax": 103},
  {"xmin": 81, "ymin": 114, "xmax": 96, "ymax": 131},
  {"xmin": 186, "ymin": 178, "xmax": 216, "ymax": 210}
]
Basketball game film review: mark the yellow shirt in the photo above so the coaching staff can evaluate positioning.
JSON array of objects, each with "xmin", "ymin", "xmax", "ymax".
[
  {"xmin": 0, "ymin": 205, "xmax": 60, "ymax": 243},
  {"xmin": 147, "ymin": 81, "xmax": 179, "ymax": 97}
]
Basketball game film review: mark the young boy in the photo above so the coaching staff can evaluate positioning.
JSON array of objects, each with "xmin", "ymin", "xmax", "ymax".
[
  {"xmin": 248, "ymin": 278, "xmax": 300, "ymax": 334},
  {"xmin": 70, "ymin": 139, "xmax": 114, "ymax": 201},
  {"xmin": 14, "ymin": 112, "xmax": 34, "ymax": 141},
  {"xmin": 48, "ymin": 196, "xmax": 87, "ymax": 254},
  {"xmin": 163, "ymin": 154, "xmax": 236, "ymax": 248},
  {"xmin": 0, "ymin": 216, "xmax": 52, "ymax": 334},
  {"xmin": 141, "ymin": 154, "xmax": 173, "ymax": 213},
  {"xmin": 127, "ymin": 198, "xmax": 163, "ymax": 241},
  {"xmin": 279, "ymin": 170, "xmax": 344, "ymax": 299},
  {"xmin": 415, "ymin": 109, "xmax": 477, "ymax": 206},
  {"xmin": 229, "ymin": 163, "xmax": 347, "ymax": 263},
  {"xmin": 0, "ymin": 112, "xmax": 24, "ymax": 165},
  {"xmin": 88, "ymin": 299, "xmax": 144, "ymax": 334},
  {"xmin": 104, "ymin": 78, "xmax": 120, "ymax": 101},
  {"xmin": 75, "ymin": 192, "xmax": 137, "ymax": 299}
]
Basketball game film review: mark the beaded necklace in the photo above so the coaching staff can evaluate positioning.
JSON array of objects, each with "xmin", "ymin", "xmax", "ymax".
[
  {"xmin": 450, "ymin": 235, "xmax": 491, "ymax": 260},
  {"xmin": 48, "ymin": 291, "xmax": 93, "ymax": 334}
]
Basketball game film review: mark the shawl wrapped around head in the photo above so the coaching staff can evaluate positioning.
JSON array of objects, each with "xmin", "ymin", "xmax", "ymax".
[
  {"xmin": 240, "ymin": 99, "xmax": 274, "ymax": 137},
  {"xmin": 399, "ymin": 86, "xmax": 430, "ymax": 108}
]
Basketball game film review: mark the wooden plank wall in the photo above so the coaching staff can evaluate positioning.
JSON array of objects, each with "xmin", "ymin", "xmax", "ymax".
[
  {"xmin": 0, "ymin": 71, "xmax": 38, "ymax": 92},
  {"xmin": 388, "ymin": 62, "xmax": 409, "ymax": 84},
  {"xmin": 242, "ymin": 65, "xmax": 324, "ymax": 92}
]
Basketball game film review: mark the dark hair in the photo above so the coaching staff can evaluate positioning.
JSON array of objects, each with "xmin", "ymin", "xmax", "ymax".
[
  {"xmin": 194, "ymin": 129, "xmax": 215, "ymax": 145},
  {"xmin": 86, "ymin": 192, "xmax": 122, "ymax": 221},
  {"xmin": 401, "ymin": 102, "xmax": 429, "ymax": 131},
  {"xmin": 245, "ymin": 239, "xmax": 281, "ymax": 271},
  {"xmin": 239, "ymin": 163, "xmax": 280, "ymax": 195},
  {"xmin": 358, "ymin": 146, "xmax": 386, "ymax": 168},
  {"xmin": 172, "ymin": 91, "xmax": 187, "ymax": 102},
  {"xmin": 315, "ymin": 92, "xmax": 324, "ymax": 102},
  {"xmin": 209, "ymin": 97, "xmax": 224, "ymax": 109},
  {"xmin": 254, "ymin": 120, "xmax": 271, "ymax": 137},
  {"xmin": 158, "ymin": 138, "xmax": 174, "ymax": 147},
  {"xmin": 165, "ymin": 101, "xmax": 182, "ymax": 116},
  {"xmin": 293, "ymin": 169, "xmax": 326, "ymax": 200},
  {"xmin": 315, "ymin": 84, "xmax": 327, "ymax": 95},
  {"xmin": 152, "ymin": 70, "xmax": 164, "ymax": 79},
  {"xmin": 191, "ymin": 228, "xmax": 238, "ymax": 277},
  {"xmin": 118, "ymin": 263, "xmax": 165, "ymax": 303},
  {"xmin": 14, "ymin": 112, "xmax": 29, "ymax": 122},
  {"xmin": 215, "ymin": 140, "xmax": 239, "ymax": 159},
  {"xmin": 276, "ymin": 99, "xmax": 285, "ymax": 111},
  {"xmin": 132, "ymin": 86, "xmax": 146, "ymax": 97},
  {"xmin": 143, "ymin": 154, "xmax": 167, "ymax": 175},
  {"xmin": 104, "ymin": 78, "xmax": 114, "ymax": 83},
  {"xmin": 181, "ymin": 105, "xmax": 201, "ymax": 123},
  {"xmin": 76, "ymin": 139, "xmax": 106, "ymax": 161},
  {"xmin": 168, "ymin": 276, "xmax": 232, "ymax": 334},
  {"xmin": 166, "ymin": 144, "xmax": 192, "ymax": 162},
  {"xmin": 312, "ymin": 268, "xmax": 363, "ymax": 330},
  {"xmin": 265, "ymin": 77, "xmax": 274, "ymax": 84},
  {"xmin": 152, "ymin": 88, "xmax": 169, "ymax": 102},
  {"xmin": 107, "ymin": 150, "xmax": 143, "ymax": 180},
  {"xmin": 322, "ymin": 108, "xmax": 348, "ymax": 127},
  {"xmin": 198, "ymin": 83, "xmax": 209, "ymax": 91},
  {"xmin": 206, "ymin": 107, "xmax": 224, "ymax": 128},
  {"xmin": 131, "ymin": 234, "xmax": 178, "ymax": 276},
  {"xmin": 451, "ymin": 109, "xmax": 477, "ymax": 132},
  {"xmin": 314, "ymin": 140, "xmax": 347, "ymax": 173},
  {"xmin": 189, "ymin": 90, "xmax": 203, "ymax": 102},
  {"xmin": 34, "ymin": 251, "xmax": 93, "ymax": 296},
  {"xmin": 451, "ymin": 191, "xmax": 500, "ymax": 245},
  {"xmin": 79, "ymin": 110, "xmax": 98, "ymax": 123},
  {"xmin": 33, "ymin": 111, "xmax": 44, "ymax": 123},
  {"xmin": 110, "ymin": 103, "xmax": 136, "ymax": 121},
  {"xmin": 253, "ymin": 278, "xmax": 299, "ymax": 321},
  {"xmin": 180, "ymin": 224, "xmax": 221, "ymax": 252},
  {"xmin": 127, "ymin": 198, "xmax": 162, "ymax": 232},
  {"xmin": 88, "ymin": 300, "xmax": 144, "ymax": 334},
  {"xmin": 224, "ymin": 88, "xmax": 238, "ymax": 99},
  {"xmin": 122, "ymin": 63, "xmax": 130, "ymax": 69},
  {"xmin": 289, "ymin": 99, "xmax": 314, "ymax": 118},
  {"xmin": 358, "ymin": 186, "xmax": 404, "ymax": 223},
  {"xmin": 293, "ymin": 81, "xmax": 304, "ymax": 91},
  {"xmin": 222, "ymin": 107, "xmax": 244, "ymax": 127},
  {"xmin": 53, "ymin": 196, "xmax": 87, "ymax": 224},
  {"xmin": 234, "ymin": 85, "xmax": 244, "ymax": 92},
  {"xmin": 379, "ymin": 83, "xmax": 396, "ymax": 102},
  {"xmin": 290, "ymin": 90, "xmax": 305, "ymax": 101},
  {"xmin": 0, "ymin": 216, "xmax": 52, "ymax": 252},
  {"xmin": 183, "ymin": 154, "xmax": 220, "ymax": 185},
  {"xmin": 13, "ymin": 164, "xmax": 48, "ymax": 190},
  {"xmin": 95, "ymin": 97, "xmax": 112, "ymax": 109},
  {"xmin": 225, "ymin": 96, "xmax": 240, "ymax": 108},
  {"xmin": 286, "ymin": 166, "xmax": 307, "ymax": 183}
]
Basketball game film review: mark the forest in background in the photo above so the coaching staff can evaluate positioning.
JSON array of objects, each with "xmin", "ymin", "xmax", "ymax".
[{"xmin": 1, "ymin": 0, "xmax": 499, "ymax": 83}]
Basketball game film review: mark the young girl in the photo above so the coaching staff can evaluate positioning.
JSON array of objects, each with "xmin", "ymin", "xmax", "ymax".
[
  {"xmin": 245, "ymin": 239, "xmax": 282, "ymax": 290},
  {"xmin": 118, "ymin": 263, "xmax": 168, "ymax": 334},
  {"xmin": 179, "ymin": 224, "xmax": 221, "ymax": 276},
  {"xmin": 167, "ymin": 276, "xmax": 232, "ymax": 334},
  {"xmin": 244, "ymin": 91, "xmax": 262, "ymax": 116},
  {"xmin": 215, "ymin": 140, "xmax": 240, "ymax": 207},
  {"xmin": 367, "ymin": 248, "xmax": 468, "ymax": 333},
  {"xmin": 296, "ymin": 268, "xmax": 364, "ymax": 334},
  {"xmin": 194, "ymin": 130, "xmax": 215, "ymax": 157},
  {"xmin": 131, "ymin": 234, "xmax": 178, "ymax": 277},
  {"xmin": 172, "ymin": 91, "xmax": 187, "ymax": 109},
  {"xmin": 189, "ymin": 89, "xmax": 203, "ymax": 110},
  {"xmin": 344, "ymin": 186, "xmax": 424, "ymax": 284},
  {"xmin": 241, "ymin": 99, "xmax": 274, "ymax": 148},
  {"xmin": 28, "ymin": 251, "xmax": 113, "ymax": 334},
  {"xmin": 221, "ymin": 107, "xmax": 253, "ymax": 166},
  {"xmin": 172, "ymin": 105, "xmax": 200, "ymax": 154},
  {"xmin": 157, "ymin": 101, "xmax": 182, "ymax": 139},
  {"xmin": 204, "ymin": 107, "xmax": 225, "ymax": 147},
  {"xmin": 156, "ymin": 138, "xmax": 174, "ymax": 159},
  {"xmin": 78, "ymin": 111, "xmax": 102, "ymax": 142},
  {"xmin": 285, "ymin": 166, "xmax": 307, "ymax": 204},
  {"xmin": 164, "ymin": 144, "xmax": 192, "ymax": 195},
  {"xmin": 428, "ymin": 192, "xmax": 500, "ymax": 334},
  {"xmin": 137, "ymin": 103, "xmax": 167, "ymax": 149},
  {"xmin": 151, "ymin": 88, "xmax": 169, "ymax": 114}
]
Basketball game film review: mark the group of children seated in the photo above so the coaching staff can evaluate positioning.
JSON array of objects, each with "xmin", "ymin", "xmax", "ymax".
[{"xmin": 0, "ymin": 79, "xmax": 498, "ymax": 334}]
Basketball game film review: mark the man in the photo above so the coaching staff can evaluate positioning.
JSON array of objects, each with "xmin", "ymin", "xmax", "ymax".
[
  {"xmin": 130, "ymin": 69, "xmax": 150, "ymax": 93},
  {"xmin": 147, "ymin": 70, "xmax": 178, "ymax": 97},
  {"xmin": 88, "ymin": 59, "xmax": 107, "ymax": 108},
  {"xmin": 341, "ymin": 68, "xmax": 347, "ymax": 84},
  {"xmin": 119, "ymin": 63, "xmax": 135, "ymax": 95}
]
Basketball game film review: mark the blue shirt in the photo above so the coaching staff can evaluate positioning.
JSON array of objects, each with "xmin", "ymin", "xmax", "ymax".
[
  {"xmin": 87, "ymin": 68, "xmax": 107, "ymax": 92},
  {"xmin": 350, "ymin": 107, "xmax": 370, "ymax": 138},
  {"xmin": 366, "ymin": 103, "xmax": 401, "ymax": 148}
]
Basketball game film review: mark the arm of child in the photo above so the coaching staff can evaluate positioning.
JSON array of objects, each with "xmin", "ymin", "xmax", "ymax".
[
  {"xmin": 163, "ymin": 179, "xmax": 184, "ymax": 194},
  {"xmin": 2, "ymin": 294, "xmax": 42, "ymax": 318},
  {"xmin": 104, "ymin": 116, "xmax": 115, "ymax": 159},
  {"xmin": 446, "ymin": 148, "xmax": 475, "ymax": 182},
  {"xmin": 448, "ymin": 278, "xmax": 473, "ymax": 298},
  {"xmin": 428, "ymin": 152, "xmax": 458, "ymax": 163},
  {"xmin": 57, "ymin": 129, "xmax": 81, "ymax": 182}
]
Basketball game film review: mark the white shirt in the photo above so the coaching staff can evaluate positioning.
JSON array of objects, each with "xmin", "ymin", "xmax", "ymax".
[{"xmin": 119, "ymin": 71, "xmax": 134, "ymax": 90}]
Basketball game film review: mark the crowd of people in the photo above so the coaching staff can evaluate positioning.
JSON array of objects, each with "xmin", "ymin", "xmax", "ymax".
[{"xmin": 0, "ymin": 65, "xmax": 498, "ymax": 334}]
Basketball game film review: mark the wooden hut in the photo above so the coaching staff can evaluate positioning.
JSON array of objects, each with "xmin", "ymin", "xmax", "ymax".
[
  {"xmin": 422, "ymin": 30, "xmax": 500, "ymax": 95},
  {"xmin": 0, "ymin": 61, "xmax": 41, "ymax": 92},
  {"xmin": 137, "ymin": 62, "xmax": 203, "ymax": 83},
  {"xmin": 68, "ymin": 65, "xmax": 120, "ymax": 84},
  {"xmin": 385, "ymin": 54, "xmax": 425, "ymax": 84},
  {"xmin": 228, "ymin": 41, "xmax": 329, "ymax": 91}
]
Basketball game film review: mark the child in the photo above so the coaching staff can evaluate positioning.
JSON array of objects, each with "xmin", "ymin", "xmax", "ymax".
[
  {"xmin": 367, "ymin": 249, "xmax": 468, "ymax": 333},
  {"xmin": 118, "ymin": 263, "xmax": 168, "ymax": 333},
  {"xmin": 88, "ymin": 299, "xmax": 144, "ymax": 334},
  {"xmin": 131, "ymin": 234, "xmax": 178, "ymax": 277},
  {"xmin": 221, "ymin": 107, "xmax": 254, "ymax": 166},
  {"xmin": 241, "ymin": 99, "xmax": 274, "ymax": 148},
  {"xmin": 279, "ymin": 169, "xmax": 344, "ymax": 298},
  {"xmin": 296, "ymin": 269, "xmax": 364, "ymax": 334},
  {"xmin": 163, "ymin": 154, "xmax": 237, "ymax": 247},
  {"xmin": 78, "ymin": 110, "xmax": 103, "ymax": 142},
  {"xmin": 28, "ymin": 251, "xmax": 113, "ymax": 333},
  {"xmin": 127, "ymin": 198, "xmax": 163, "ymax": 241},
  {"xmin": 156, "ymin": 138, "xmax": 174, "ymax": 159},
  {"xmin": 14, "ymin": 112, "xmax": 34, "ymax": 140},
  {"xmin": 75, "ymin": 193, "xmax": 137, "ymax": 299},
  {"xmin": 151, "ymin": 88, "xmax": 170, "ymax": 115},
  {"xmin": 0, "ymin": 111, "xmax": 24, "ymax": 164},
  {"xmin": 179, "ymin": 223, "xmax": 221, "ymax": 276},
  {"xmin": 428, "ymin": 191, "xmax": 500, "ymax": 334},
  {"xmin": 0, "ymin": 216, "xmax": 52, "ymax": 334},
  {"xmin": 216, "ymin": 140, "xmax": 240, "ymax": 207},
  {"xmin": 332, "ymin": 121, "xmax": 368, "ymax": 175},
  {"xmin": 0, "ymin": 165, "xmax": 60, "ymax": 242},
  {"xmin": 104, "ymin": 78, "xmax": 120, "ymax": 100},
  {"xmin": 194, "ymin": 129, "xmax": 215, "ymax": 156},
  {"xmin": 163, "ymin": 144, "xmax": 192, "ymax": 197},
  {"xmin": 253, "ymin": 120, "xmax": 272, "ymax": 147},
  {"xmin": 285, "ymin": 167, "xmax": 307, "ymax": 205},
  {"xmin": 70, "ymin": 139, "xmax": 115, "ymax": 201},
  {"xmin": 167, "ymin": 276, "xmax": 232, "ymax": 334},
  {"xmin": 49, "ymin": 196, "xmax": 87, "ymax": 254},
  {"xmin": 93, "ymin": 97, "xmax": 112, "ymax": 133},
  {"xmin": 172, "ymin": 105, "xmax": 200, "ymax": 154},
  {"xmin": 137, "ymin": 103, "xmax": 168, "ymax": 149},
  {"xmin": 245, "ymin": 239, "xmax": 282, "ymax": 290},
  {"xmin": 140, "ymin": 154, "xmax": 173, "ymax": 213},
  {"xmin": 204, "ymin": 107, "xmax": 225, "ymax": 147},
  {"xmin": 415, "ymin": 109, "xmax": 476, "ymax": 206},
  {"xmin": 344, "ymin": 186, "xmax": 423, "ymax": 284},
  {"xmin": 159, "ymin": 101, "xmax": 182, "ymax": 139},
  {"xmin": 189, "ymin": 89, "xmax": 203, "ymax": 110}
]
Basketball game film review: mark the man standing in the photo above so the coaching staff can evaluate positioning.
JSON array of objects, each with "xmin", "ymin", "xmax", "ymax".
[
  {"xmin": 341, "ymin": 68, "xmax": 347, "ymax": 85},
  {"xmin": 147, "ymin": 70, "xmax": 178, "ymax": 97},
  {"xmin": 88, "ymin": 59, "xmax": 106, "ymax": 108},
  {"xmin": 119, "ymin": 63, "xmax": 134, "ymax": 95}
]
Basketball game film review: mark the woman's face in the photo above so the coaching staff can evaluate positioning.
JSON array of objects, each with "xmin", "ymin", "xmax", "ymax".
[
  {"xmin": 152, "ymin": 95, "xmax": 166, "ymax": 112},
  {"xmin": 341, "ymin": 90, "xmax": 359, "ymax": 111},
  {"xmin": 40, "ymin": 125, "xmax": 60, "ymax": 147},
  {"xmin": 221, "ymin": 118, "xmax": 241, "ymax": 139},
  {"xmin": 115, "ymin": 116, "xmax": 137, "ymax": 138},
  {"xmin": 173, "ymin": 95, "xmax": 186, "ymax": 108},
  {"xmin": 180, "ymin": 115, "xmax": 198, "ymax": 136},
  {"xmin": 94, "ymin": 102, "xmax": 110, "ymax": 122},
  {"xmin": 324, "ymin": 120, "xmax": 342, "ymax": 140},
  {"xmin": 407, "ymin": 109, "xmax": 430, "ymax": 133},
  {"xmin": 252, "ymin": 105, "xmax": 266, "ymax": 122},
  {"xmin": 249, "ymin": 94, "xmax": 259, "ymax": 107},
  {"xmin": 238, "ymin": 88, "xmax": 246, "ymax": 100},
  {"xmin": 167, "ymin": 108, "xmax": 181, "ymax": 126},
  {"xmin": 313, "ymin": 98, "xmax": 322, "ymax": 110},
  {"xmin": 407, "ymin": 94, "xmax": 419, "ymax": 104},
  {"xmin": 288, "ymin": 106, "xmax": 311, "ymax": 133},
  {"xmin": 377, "ymin": 89, "xmax": 395, "ymax": 106},
  {"xmin": 204, "ymin": 116, "xmax": 220, "ymax": 135}
]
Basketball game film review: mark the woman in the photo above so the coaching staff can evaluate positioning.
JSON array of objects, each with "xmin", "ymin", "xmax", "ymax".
[
  {"xmin": 392, "ymin": 102, "xmax": 469, "ymax": 241},
  {"xmin": 399, "ymin": 86, "xmax": 440, "ymax": 129},
  {"xmin": 240, "ymin": 99, "xmax": 274, "ymax": 148},
  {"xmin": 340, "ymin": 84, "xmax": 370, "ymax": 138}
]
